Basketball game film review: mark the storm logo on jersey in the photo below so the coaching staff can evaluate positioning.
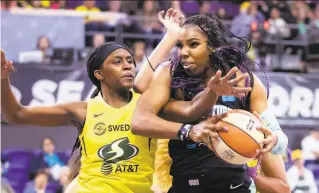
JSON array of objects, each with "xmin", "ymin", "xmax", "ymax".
[{"xmin": 98, "ymin": 137, "xmax": 139, "ymax": 175}]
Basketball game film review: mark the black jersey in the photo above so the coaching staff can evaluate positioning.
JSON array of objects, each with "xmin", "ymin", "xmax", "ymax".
[
  {"xmin": 168, "ymin": 72, "xmax": 254, "ymax": 177},
  {"xmin": 168, "ymin": 96, "xmax": 250, "ymax": 176}
]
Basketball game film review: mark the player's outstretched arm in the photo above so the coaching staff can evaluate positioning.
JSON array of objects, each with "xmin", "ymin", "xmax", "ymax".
[
  {"xmin": 1, "ymin": 50, "xmax": 85, "ymax": 126},
  {"xmin": 254, "ymin": 153, "xmax": 290, "ymax": 193},
  {"xmin": 134, "ymin": 8, "xmax": 184, "ymax": 94}
]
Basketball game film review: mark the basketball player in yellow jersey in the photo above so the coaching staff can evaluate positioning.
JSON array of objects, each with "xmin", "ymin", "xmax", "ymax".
[{"xmin": 77, "ymin": 89, "xmax": 156, "ymax": 192}]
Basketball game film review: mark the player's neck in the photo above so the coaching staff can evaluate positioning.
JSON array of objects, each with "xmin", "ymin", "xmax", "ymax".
[{"xmin": 100, "ymin": 86, "xmax": 132, "ymax": 109}]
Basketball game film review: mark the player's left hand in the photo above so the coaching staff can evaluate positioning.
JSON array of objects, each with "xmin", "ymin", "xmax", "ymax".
[
  {"xmin": 253, "ymin": 111, "xmax": 278, "ymax": 154},
  {"xmin": 208, "ymin": 67, "xmax": 252, "ymax": 98}
]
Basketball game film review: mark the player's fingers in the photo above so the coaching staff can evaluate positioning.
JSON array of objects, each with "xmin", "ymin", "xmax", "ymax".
[
  {"xmin": 165, "ymin": 8, "xmax": 174, "ymax": 20},
  {"xmin": 170, "ymin": 10, "xmax": 179, "ymax": 21},
  {"xmin": 209, "ymin": 70, "xmax": 222, "ymax": 84},
  {"xmin": 158, "ymin": 10, "xmax": 165, "ymax": 23},
  {"xmin": 253, "ymin": 111, "xmax": 264, "ymax": 124},
  {"xmin": 261, "ymin": 138, "xmax": 273, "ymax": 153},
  {"xmin": 208, "ymin": 112, "xmax": 228, "ymax": 123},
  {"xmin": 201, "ymin": 135, "xmax": 214, "ymax": 151},
  {"xmin": 206, "ymin": 123, "xmax": 228, "ymax": 133},
  {"xmin": 7, "ymin": 61, "xmax": 15, "ymax": 72},
  {"xmin": 232, "ymin": 87, "xmax": 252, "ymax": 94},
  {"xmin": 179, "ymin": 14, "xmax": 185, "ymax": 25},
  {"xmin": 224, "ymin": 67, "xmax": 238, "ymax": 80},
  {"xmin": 227, "ymin": 73, "xmax": 249, "ymax": 86},
  {"xmin": 257, "ymin": 126, "xmax": 272, "ymax": 137}
]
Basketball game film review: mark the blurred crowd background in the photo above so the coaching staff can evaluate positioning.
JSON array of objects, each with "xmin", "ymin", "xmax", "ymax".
[{"xmin": 1, "ymin": 0, "xmax": 319, "ymax": 193}]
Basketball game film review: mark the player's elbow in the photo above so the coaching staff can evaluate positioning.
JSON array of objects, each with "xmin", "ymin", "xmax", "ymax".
[
  {"xmin": 133, "ymin": 82, "xmax": 147, "ymax": 94},
  {"xmin": 279, "ymin": 182, "xmax": 290, "ymax": 193},
  {"xmin": 2, "ymin": 109, "xmax": 24, "ymax": 125},
  {"xmin": 131, "ymin": 112, "xmax": 147, "ymax": 135}
]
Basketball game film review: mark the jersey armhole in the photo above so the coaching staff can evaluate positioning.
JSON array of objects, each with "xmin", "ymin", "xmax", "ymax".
[{"xmin": 71, "ymin": 103, "xmax": 89, "ymax": 156}]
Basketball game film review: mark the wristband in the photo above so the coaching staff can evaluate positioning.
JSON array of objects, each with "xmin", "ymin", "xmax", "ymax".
[{"xmin": 177, "ymin": 124, "xmax": 193, "ymax": 141}]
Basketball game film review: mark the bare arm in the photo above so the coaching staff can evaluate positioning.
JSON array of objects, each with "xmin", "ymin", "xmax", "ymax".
[
  {"xmin": 1, "ymin": 51, "xmax": 85, "ymax": 126},
  {"xmin": 134, "ymin": 8, "xmax": 183, "ymax": 94},
  {"xmin": 132, "ymin": 64, "xmax": 183, "ymax": 138},
  {"xmin": 255, "ymin": 153, "xmax": 290, "ymax": 193},
  {"xmin": 160, "ymin": 89, "xmax": 218, "ymax": 123}
]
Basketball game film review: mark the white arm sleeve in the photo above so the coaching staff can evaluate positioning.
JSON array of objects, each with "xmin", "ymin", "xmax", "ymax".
[{"xmin": 260, "ymin": 107, "xmax": 288, "ymax": 155}]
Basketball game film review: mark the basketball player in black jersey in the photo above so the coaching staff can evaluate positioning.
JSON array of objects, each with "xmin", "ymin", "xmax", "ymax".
[{"xmin": 132, "ymin": 13, "xmax": 290, "ymax": 193}]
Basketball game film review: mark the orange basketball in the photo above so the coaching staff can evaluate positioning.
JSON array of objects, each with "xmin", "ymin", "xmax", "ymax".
[{"xmin": 213, "ymin": 110, "xmax": 265, "ymax": 165}]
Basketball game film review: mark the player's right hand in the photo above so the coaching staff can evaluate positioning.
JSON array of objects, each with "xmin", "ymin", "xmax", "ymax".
[
  {"xmin": 1, "ymin": 50, "xmax": 14, "ymax": 79},
  {"xmin": 189, "ymin": 113, "xmax": 228, "ymax": 152},
  {"xmin": 158, "ymin": 8, "xmax": 185, "ymax": 38}
]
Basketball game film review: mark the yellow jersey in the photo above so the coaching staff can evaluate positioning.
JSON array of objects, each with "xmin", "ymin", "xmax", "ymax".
[
  {"xmin": 77, "ymin": 91, "xmax": 157, "ymax": 193},
  {"xmin": 247, "ymin": 159, "xmax": 259, "ymax": 193}
]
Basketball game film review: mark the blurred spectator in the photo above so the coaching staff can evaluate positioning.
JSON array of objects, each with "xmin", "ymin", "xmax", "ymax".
[
  {"xmin": 1, "ymin": 0, "xmax": 17, "ymax": 10},
  {"xmin": 50, "ymin": 0, "xmax": 67, "ymax": 10},
  {"xmin": 136, "ymin": 1, "xmax": 159, "ymax": 32},
  {"xmin": 132, "ymin": 41, "xmax": 147, "ymax": 72},
  {"xmin": 76, "ymin": 1, "xmax": 108, "ymax": 47},
  {"xmin": 1, "ymin": 162, "xmax": 15, "ymax": 193},
  {"xmin": 249, "ymin": 2, "xmax": 265, "ymax": 23},
  {"xmin": 24, "ymin": 170, "xmax": 49, "ymax": 193},
  {"xmin": 75, "ymin": 1, "xmax": 100, "ymax": 12},
  {"xmin": 296, "ymin": 7, "xmax": 310, "ymax": 40},
  {"xmin": 286, "ymin": 149, "xmax": 318, "ymax": 193},
  {"xmin": 28, "ymin": 0, "xmax": 46, "ymax": 9},
  {"xmin": 301, "ymin": 130, "xmax": 319, "ymax": 162},
  {"xmin": 107, "ymin": 0, "xmax": 121, "ymax": 12},
  {"xmin": 199, "ymin": 1, "xmax": 211, "ymax": 16},
  {"xmin": 29, "ymin": 137, "xmax": 65, "ymax": 181},
  {"xmin": 230, "ymin": 3, "xmax": 256, "ymax": 38},
  {"xmin": 92, "ymin": 33, "xmax": 106, "ymax": 48},
  {"xmin": 216, "ymin": 8, "xmax": 231, "ymax": 20},
  {"xmin": 247, "ymin": 30, "xmax": 268, "ymax": 70},
  {"xmin": 55, "ymin": 167, "xmax": 72, "ymax": 193},
  {"xmin": 308, "ymin": 8, "xmax": 319, "ymax": 42},
  {"xmin": 36, "ymin": 36, "xmax": 52, "ymax": 63},
  {"xmin": 268, "ymin": 7, "xmax": 290, "ymax": 38}
]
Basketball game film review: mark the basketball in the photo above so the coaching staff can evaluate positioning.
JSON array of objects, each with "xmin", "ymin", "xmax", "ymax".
[{"xmin": 213, "ymin": 110, "xmax": 265, "ymax": 165}]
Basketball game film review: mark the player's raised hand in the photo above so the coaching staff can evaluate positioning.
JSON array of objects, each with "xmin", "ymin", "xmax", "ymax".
[
  {"xmin": 158, "ymin": 8, "xmax": 185, "ymax": 38},
  {"xmin": 208, "ymin": 67, "xmax": 252, "ymax": 98},
  {"xmin": 1, "ymin": 50, "xmax": 14, "ymax": 79}
]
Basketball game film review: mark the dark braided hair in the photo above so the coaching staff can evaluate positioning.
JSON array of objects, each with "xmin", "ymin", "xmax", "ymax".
[{"xmin": 171, "ymin": 14, "xmax": 269, "ymax": 100}]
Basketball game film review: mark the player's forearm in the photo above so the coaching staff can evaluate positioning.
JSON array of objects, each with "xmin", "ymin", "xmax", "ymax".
[
  {"xmin": 132, "ymin": 110, "xmax": 182, "ymax": 139},
  {"xmin": 162, "ymin": 87, "xmax": 218, "ymax": 123},
  {"xmin": 184, "ymin": 87, "xmax": 218, "ymax": 121},
  {"xmin": 134, "ymin": 34, "xmax": 178, "ymax": 93},
  {"xmin": 254, "ymin": 174, "xmax": 290, "ymax": 193},
  {"xmin": 1, "ymin": 78, "xmax": 24, "ymax": 123}
]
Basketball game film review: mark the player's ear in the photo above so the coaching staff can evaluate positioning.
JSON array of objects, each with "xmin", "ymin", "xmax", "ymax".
[{"xmin": 94, "ymin": 70, "xmax": 104, "ymax": 81}]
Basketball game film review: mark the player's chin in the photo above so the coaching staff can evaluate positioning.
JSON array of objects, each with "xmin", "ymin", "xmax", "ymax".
[{"xmin": 120, "ymin": 80, "xmax": 134, "ymax": 90}]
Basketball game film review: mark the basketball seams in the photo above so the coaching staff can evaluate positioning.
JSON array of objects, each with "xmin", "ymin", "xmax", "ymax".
[{"xmin": 218, "ymin": 120, "xmax": 261, "ymax": 158}]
